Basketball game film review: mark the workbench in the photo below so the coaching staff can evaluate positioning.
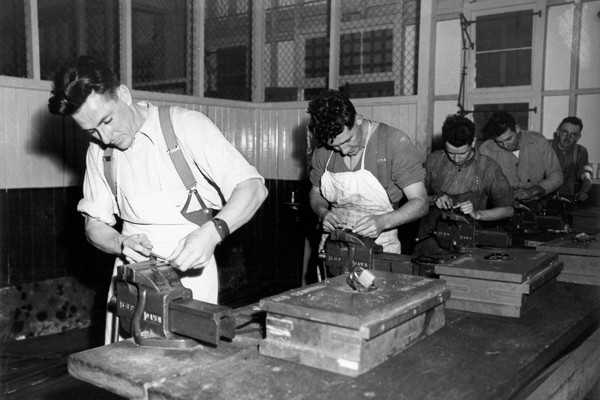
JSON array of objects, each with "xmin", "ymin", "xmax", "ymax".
[
  {"xmin": 68, "ymin": 282, "xmax": 600, "ymax": 400},
  {"xmin": 537, "ymin": 233, "xmax": 600, "ymax": 286}
]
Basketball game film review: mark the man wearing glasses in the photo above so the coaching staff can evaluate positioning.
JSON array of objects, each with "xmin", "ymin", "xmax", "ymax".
[
  {"xmin": 549, "ymin": 116, "xmax": 593, "ymax": 202},
  {"xmin": 479, "ymin": 111, "xmax": 563, "ymax": 206}
]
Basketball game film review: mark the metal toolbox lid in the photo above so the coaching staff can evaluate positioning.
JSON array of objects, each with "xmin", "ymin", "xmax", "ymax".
[
  {"xmin": 435, "ymin": 248, "xmax": 559, "ymax": 284},
  {"xmin": 259, "ymin": 271, "xmax": 449, "ymax": 340}
]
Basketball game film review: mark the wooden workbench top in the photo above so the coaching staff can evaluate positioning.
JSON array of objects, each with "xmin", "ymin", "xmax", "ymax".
[
  {"xmin": 537, "ymin": 233, "xmax": 600, "ymax": 257},
  {"xmin": 68, "ymin": 282, "xmax": 600, "ymax": 400}
]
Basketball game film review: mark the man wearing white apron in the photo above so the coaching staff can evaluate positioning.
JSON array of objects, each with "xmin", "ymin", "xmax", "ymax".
[
  {"xmin": 48, "ymin": 56, "xmax": 267, "ymax": 344},
  {"xmin": 307, "ymin": 90, "xmax": 428, "ymax": 258}
]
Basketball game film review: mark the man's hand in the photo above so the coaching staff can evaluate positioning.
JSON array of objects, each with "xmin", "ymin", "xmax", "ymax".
[
  {"xmin": 434, "ymin": 194, "xmax": 453, "ymax": 210},
  {"xmin": 454, "ymin": 201, "xmax": 480, "ymax": 220},
  {"xmin": 575, "ymin": 190, "xmax": 589, "ymax": 202},
  {"xmin": 514, "ymin": 185, "xmax": 544, "ymax": 201},
  {"xmin": 320, "ymin": 209, "xmax": 348, "ymax": 232},
  {"xmin": 352, "ymin": 214, "xmax": 385, "ymax": 238},
  {"xmin": 121, "ymin": 234, "xmax": 153, "ymax": 263},
  {"xmin": 167, "ymin": 222, "xmax": 221, "ymax": 272}
]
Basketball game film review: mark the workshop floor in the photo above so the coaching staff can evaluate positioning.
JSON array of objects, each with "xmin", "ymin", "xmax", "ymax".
[{"xmin": 1, "ymin": 280, "xmax": 292, "ymax": 400}]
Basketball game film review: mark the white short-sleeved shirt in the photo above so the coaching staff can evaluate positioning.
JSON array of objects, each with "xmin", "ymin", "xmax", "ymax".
[{"xmin": 78, "ymin": 103, "xmax": 264, "ymax": 254}]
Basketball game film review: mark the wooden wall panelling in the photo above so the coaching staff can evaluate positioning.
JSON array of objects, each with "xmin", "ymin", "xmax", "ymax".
[
  {"xmin": 258, "ymin": 108, "xmax": 279, "ymax": 181},
  {"xmin": 2, "ymin": 87, "xmax": 20, "ymax": 189},
  {"xmin": 276, "ymin": 108, "xmax": 307, "ymax": 182}
]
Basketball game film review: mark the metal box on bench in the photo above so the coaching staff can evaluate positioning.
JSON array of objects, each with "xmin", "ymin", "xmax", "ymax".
[
  {"xmin": 258, "ymin": 271, "xmax": 450, "ymax": 377},
  {"xmin": 435, "ymin": 248, "xmax": 562, "ymax": 318}
]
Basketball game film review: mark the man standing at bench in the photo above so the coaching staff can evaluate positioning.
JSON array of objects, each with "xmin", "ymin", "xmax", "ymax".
[{"xmin": 48, "ymin": 55, "xmax": 267, "ymax": 343}]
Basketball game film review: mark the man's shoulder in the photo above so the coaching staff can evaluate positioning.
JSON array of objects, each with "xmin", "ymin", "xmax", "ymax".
[
  {"xmin": 478, "ymin": 139, "xmax": 497, "ymax": 152},
  {"xmin": 425, "ymin": 149, "xmax": 446, "ymax": 163},
  {"xmin": 522, "ymin": 130, "xmax": 550, "ymax": 144},
  {"xmin": 476, "ymin": 151, "xmax": 503, "ymax": 171}
]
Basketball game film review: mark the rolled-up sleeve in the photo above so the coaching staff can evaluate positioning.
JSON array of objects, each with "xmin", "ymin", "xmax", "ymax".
[
  {"xmin": 77, "ymin": 146, "xmax": 119, "ymax": 226},
  {"xmin": 173, "ymin": 108, "xmax": 264, "ymax": 205},
  {"xmin": 539, "ymin": 139, "xmax": 564, "ymax": 194}
]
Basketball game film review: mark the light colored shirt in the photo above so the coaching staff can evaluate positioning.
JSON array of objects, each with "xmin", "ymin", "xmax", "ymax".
[
  {"xmin": 78, "ymin": 103, "xmax": 264, "ymax": 253},
  {"xmin": 479, "ymin": 130, "xmax": 563, "ymax": 195}
]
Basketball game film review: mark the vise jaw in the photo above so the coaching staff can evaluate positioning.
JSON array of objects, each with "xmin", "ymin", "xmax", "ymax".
[
  {"xmin": 112, "ymin": 260, "xmax": 235, "ymax": 348},
  {"xmin": 321, "ymin": 229, "xmax": 383, "ymax": 277}
]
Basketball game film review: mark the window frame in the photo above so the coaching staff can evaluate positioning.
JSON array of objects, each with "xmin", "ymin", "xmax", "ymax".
[{"xmin": 463, "ymin": 0, "xmax": 544, "ymax": 132}]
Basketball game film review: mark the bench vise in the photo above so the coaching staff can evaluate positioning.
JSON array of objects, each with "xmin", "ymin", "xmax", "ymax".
[
  {"xmin": 111, "ymin": 260, "xmax": 235, "ymax": 349},
  {"xmin": 513, "ymin": 197, "xmax": 573, "ymax": 232},
  {"xmin": 415, "ymin": 212, "xmax": 512, "ymax": 251},
  {"xmin": 320, "ymin": 229, "xmax": 425, "ymax": 280}
]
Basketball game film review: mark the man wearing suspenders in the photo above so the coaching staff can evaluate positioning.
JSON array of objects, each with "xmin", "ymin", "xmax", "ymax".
[
  {"xmin": 549, "ymin": 116, "xmax": 593, "ymax": 202},
  {"xmin": 48, "ymin": 56, "xmax": 267, "ymax": 343}
]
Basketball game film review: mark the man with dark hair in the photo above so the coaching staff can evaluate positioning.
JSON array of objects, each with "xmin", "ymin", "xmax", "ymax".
[
  {"xmin": 48, "ymin": 55, "xmax": 268, "ymax": 343},
  {"xmin": 413, "ymin": 114, "xmax": 514, "ymax": 254},
  {"xmin": 549, "ymin": 116, "xmax": 593, "ymax": 202},
  {"xmin": 307, "ymin": 90, "xmax": 428, "ymax": 254},
  {"xmin": 479, "ymin": 111, "xmax": 563, "ymax": 203}
]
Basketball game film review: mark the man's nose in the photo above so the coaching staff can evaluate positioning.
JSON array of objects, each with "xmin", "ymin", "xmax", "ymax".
[{"xmin": 96, "ymin": 127, "xmax": 111, "ymax": 144}]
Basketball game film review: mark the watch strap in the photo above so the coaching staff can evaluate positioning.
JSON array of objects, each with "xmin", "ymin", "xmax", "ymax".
[{"xmin": 212, "ymin": 218, "xmax": 230, "ymax": 242}]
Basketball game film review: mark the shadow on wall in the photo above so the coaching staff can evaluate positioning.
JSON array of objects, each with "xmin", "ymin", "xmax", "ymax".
[
  {"xmin": 29, "ymin": 107, "xmax": 90, "ymax": 185},
  {"xmin": 0, "ymin": 106, "xmax": 115, "ymax": 340}
]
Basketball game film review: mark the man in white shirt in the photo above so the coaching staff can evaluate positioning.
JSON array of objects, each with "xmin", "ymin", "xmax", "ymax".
[{"xmin": 48, "ymin": 56, "xmax": 267, "ymax": 343}]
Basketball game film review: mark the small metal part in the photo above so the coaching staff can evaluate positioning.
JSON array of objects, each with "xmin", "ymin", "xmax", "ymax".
[
  {"xmin": 149, "ymin": 252, "xmax": 169, "ymax": 262},
  {"xmin": 484, "ymin": 253, "xmax": 512, "ymax": 261}
]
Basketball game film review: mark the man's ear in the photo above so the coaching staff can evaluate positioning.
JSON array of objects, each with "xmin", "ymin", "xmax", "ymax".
[
  {"xmin": 355, "ymin": 114, "xmax": 364, "ymax": 125},
  {"xmin": 117, "ymin": 84, "xmax": 132, "ymax": 105},
  {"xmin": 470, "ymin": 139, "xmax": 476, "ymax": 148}
]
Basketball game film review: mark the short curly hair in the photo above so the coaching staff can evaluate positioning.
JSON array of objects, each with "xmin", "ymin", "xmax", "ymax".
[
  {"xmin": 48, "ymin": 55, "xmax": 120, "ymax": 116},
  {"xmin": 442, "ymin": 114, "xmax": 475, "ymax": 147},
  {"xmin": 481, "ymin": 111, "xmax": 516, "ymax": 140},
  {"xmin": 307, "ymin": 90, "xmax": 356, "ymax": 144}
]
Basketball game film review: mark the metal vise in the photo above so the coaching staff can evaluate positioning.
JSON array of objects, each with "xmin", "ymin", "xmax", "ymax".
[
  {"xmin": 512, "ymin": 196, "xmax": 573, "ymax": 232},
  {"xmin": 320, "ymin": 229, "xmax": 421, "ymax": 279},
  {"xmin": 111, "ymin": 260, "xmax": 235, "ymax": 348},
  {"xmin": 416, "ymin": 212, "xmax": 512, "ymax": 251}
]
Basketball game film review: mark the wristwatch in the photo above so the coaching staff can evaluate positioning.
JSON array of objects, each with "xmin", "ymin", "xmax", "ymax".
[{"xmin": 211, "ymin": 218, "xmax": 230, "ymax": 242}]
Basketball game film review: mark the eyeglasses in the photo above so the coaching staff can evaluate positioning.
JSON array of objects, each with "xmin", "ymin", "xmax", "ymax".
[{"xmin": 558, "ymin": 129, "xmax": 581, "ymax": 139}]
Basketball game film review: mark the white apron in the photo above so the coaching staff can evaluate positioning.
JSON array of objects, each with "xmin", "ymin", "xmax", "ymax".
[
  {"xmin": 104, "ymin": 183, "xmax": 218, "ymax": 344},
  {"xmin": 319, "ymin": 125, "xmax": 401, "ymax": 254}
]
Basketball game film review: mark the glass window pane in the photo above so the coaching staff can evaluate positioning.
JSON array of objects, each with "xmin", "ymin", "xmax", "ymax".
[
  {"xmin": 476, "ymin": 11, "xmax": 533, "ymax": 52},
  {"xmin": 205, "ymin": 0, "xmax": 252, "ymax": 100},
  {"xmin": 132, "ymin": 0, "xmax": 193, "ymax": 95},
  {"xmin": 475, "ymin": 10, "xmax": 533, "ymax": 88},
  {"xmin": 476, "ymin": 49, "xmax": 532, "ymax": 87},
  {"xmin": 39, "ymin": 0, "xmax": 120, "ymax": 81},
  {"xmin": 338, "ymin": 0, "xmax": 419, "ymax": 98},
  {"xmin": 265, "ymin": 0, "xmax": 329, "ymax": 102},
  {"xmin": 0, "ymin": 0, "xmax": 27, "ymax": 78}
]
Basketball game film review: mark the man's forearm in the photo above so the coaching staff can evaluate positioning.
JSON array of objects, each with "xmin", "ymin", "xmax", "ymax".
[
  {"xmin": 382, "ymin": 197, "xmax": 428, "ymax": 230},
  {"xmin": 580, "ymin": 176, "xmax": 593, "ymax": 193},
  {"xmin": 474, "ymin": 206, "xmax": 514, "ymax": 221},
  {"xmin": 84, "ymin": 215, "xmax": 124, "ymax": 255},
  {"xmin": 213, "ymin": 178, "xmax": 268, "ymax": 234},
  {"xmin": 309, "ymin": 187, "xmax": 330, "ymax": 221}
]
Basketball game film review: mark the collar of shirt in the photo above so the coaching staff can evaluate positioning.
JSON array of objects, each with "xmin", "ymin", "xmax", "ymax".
[{"xmin": 133, "ymin": 101, "xmax": 159, "ymax": 146}]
